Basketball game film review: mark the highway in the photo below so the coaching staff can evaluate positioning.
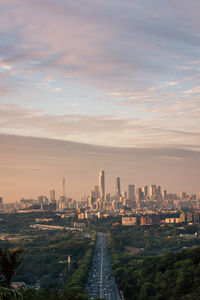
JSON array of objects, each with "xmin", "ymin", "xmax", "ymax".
[{"xmin": 86, "ymin": 232, "xmax": 121, "ymax": 300}]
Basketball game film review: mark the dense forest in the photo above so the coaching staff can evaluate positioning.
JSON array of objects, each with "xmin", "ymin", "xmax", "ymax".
[
  {"xmin": 112, "ymin": 246, "xmax": 200, "ymax": 300},
  {"xmin": 108, "ymin": 224, "xmax": 200, "ymax": 300}
]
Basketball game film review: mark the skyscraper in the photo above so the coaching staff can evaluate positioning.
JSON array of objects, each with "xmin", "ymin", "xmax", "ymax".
[
  {"xmin": 99, "ymin": 170, "xmax": 105, "ymax": 200},
  {"xmin": 94, "ymin": 185, "xmax": 100, "ymax": 199},
  {"xmin": 50, "ymin": 190, "xmax": 56, "ymax": 203},
  {"xmin": 116, "ymin": 177, "xmax": 121, "ymax": 199},
  {"xmin": 136, "ymin": 188, "xmax": 144, "ymax": 203},
  {"xmin": 128, "ymin": 185, "xmax": 135, "ymax": 201},
  {"xmin": 150, "ymin": 185, "xmax": 156, "ymax": 199},
  {"xmin": 143, "ymin": 185, "xmax": 148, "ymax": 198},
  {"xmin": 128, "ymin": 185, "xmax": 136, "ymax": 208},
  {"xmin": 157, "ymin": 185, "xmax": 162, "ymax": 197},
  {"xmin": 62, "ymin": 178, "xmax": 66, "ymax": 197}
]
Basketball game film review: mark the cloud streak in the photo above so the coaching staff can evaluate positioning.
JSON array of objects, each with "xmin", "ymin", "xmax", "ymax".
[
  {"xmin": 0, "ymin": 0, "xmax": 199, "ymax": 149},
  {"xmin": 0, "ymin": 103, "xmax": 199, "ymax": 149}
]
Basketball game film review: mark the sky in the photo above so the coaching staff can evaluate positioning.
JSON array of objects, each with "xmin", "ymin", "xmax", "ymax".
[
  {"xmin": 0, "ymin": 0, "xmax": 200, "ymax": 200},
  {"xmin": 1, "ymin": 134, "xmax": 199, "ymax": 201}
]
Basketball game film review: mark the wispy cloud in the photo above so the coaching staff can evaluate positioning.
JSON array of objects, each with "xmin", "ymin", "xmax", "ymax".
[
  {"xmin": 51, "ymin": 88, "xmax": 63, "ymax": 92},
  {"xmin": 0, "ymin": 103, "xmax": 199, "ymax": 149},
  {"xmin": 0, "ymin": 0, "xmax": 199, "ymax": 149}
]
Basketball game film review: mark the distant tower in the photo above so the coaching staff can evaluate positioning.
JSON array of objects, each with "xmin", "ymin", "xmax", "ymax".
[
  {"xmin": 150, "ymin": 185, "xmax": 156, "ymax": 199},
  {"xmin": 50, "ymin": 190, "xmax": 56, "ymax": 203},
  {"xmin": 162, "ymin": 190, "xmax": 167, "ymax": 200},
  {"xmin": 116, "ymin": 177, "xmax": 121, "ymax": 199},
  {"xmin": 0, "ymin": 197, "xmax": 3, "ymax": 209},
  {"xmin": 143, "ymin": 185, "xmax": 148, "ymax": 198},
  {"xmin": 62, "ymin": 178, "xmax": 66, "ymax": 197},
  {"xmin": 128, "ymin": 185, "xmax": 135, "ymax": 201},
  {"xmin": 94, "ymin": 185, "xmax": 100, "ymax": 199},
  {"xmin": 136, "ymin": 188, "xmax": 144, "ymax": 203},
  {"xmin": 99, "ymin": 170, "xmax": 105, "ymax": 200},
  {"xmin": 157, "ymin": 186, "xmax": 162, "ymax": 197}
]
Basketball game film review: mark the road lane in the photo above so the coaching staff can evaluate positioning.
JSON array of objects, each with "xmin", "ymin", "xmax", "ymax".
[
  {"xmin": 86, "ymin": 232, "xmax": 121, "ymax": 300},
  {"xmin": 100, "ymin": 236, "xmax": 104, "ymax": 298}
]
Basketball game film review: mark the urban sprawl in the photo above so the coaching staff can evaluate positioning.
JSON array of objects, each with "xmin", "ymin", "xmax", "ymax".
[{"xmin": 1, "ymin": 170, "xmax": 200, "ymax": 227}]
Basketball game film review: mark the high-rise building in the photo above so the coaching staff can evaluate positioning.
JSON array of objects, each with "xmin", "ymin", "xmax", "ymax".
[
  {"xmin": 0, "ymin": 197, "xmax": 3, "ymax": 209},
  {"xmin": 162, "ymin": 189, "xmax": 167, "ymax": 200},
  {"xmin": 50, "ymin": 190, "xmax": 56, "ymax": 203},
  {"xmin": 157, "ymin": 186, "xmax": 161, "ymax": 195},
  {"xmin": 116, "ymin": 177, "xmax": 121, "ymax": 199},
  {"xmin": 143, "ymin": 185, "xmax": 148, "ymax": 198},
  {"xmin": 106, "ymin": 193, "xmax": 111, "ymax": 202},
  {"xmin": 128, "ymin": 185, "xmax": 135, "ymax": 201},
  {"xmin": 179, "ymin": 192, "xmax": 187, "ymax": 200},
  {"xmin": 99, "ymin": 170, "xmax": 105, "ymax": 200},
  {"xmin": 150, "ymin": 185, "xmax": 157, "ymax": 199},
  {"xmin": 122, "ymin": 191, "xmax": 127, "ymax": 199},
  {"xmin": 62, "ymin": 178, "xmax": 66, "ymax": 197},
  {"xmin": 88, "ymin": 192, "xmax": 95, "ymax": 208},
  {"xmin": 94, "ymin": 185, "xmax": 100, "ymax": 199},
  {"xmin": 136, "ymin": 188, "xmax": 144, "ymax": 203}
]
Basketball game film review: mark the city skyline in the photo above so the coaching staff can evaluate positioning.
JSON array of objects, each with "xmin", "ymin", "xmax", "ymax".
[
  {"xmin": 0, "ymin": 134, "xmax": 199, "ymax": 202},
  {"xmin": 1, "ymin": 168, "xmax": 199, "ymax": 213},
  {"xmin": 1, "ymin": 2, "xmax": 200, "ymax": 299},
  {"xmin": 0, "ymin": 1, "xmax": 200, "ymax": 202}
]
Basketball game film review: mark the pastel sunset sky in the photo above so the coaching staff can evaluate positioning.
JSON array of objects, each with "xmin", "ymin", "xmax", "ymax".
[{"xmin": 0, "ymin": 0, "xmax": 199, "ymax": 201}]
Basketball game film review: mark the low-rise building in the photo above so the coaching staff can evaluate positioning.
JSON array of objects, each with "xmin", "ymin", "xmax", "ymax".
[{"xmin": 122, "ymin": 217, "xmax": 137, "ymax": 226}]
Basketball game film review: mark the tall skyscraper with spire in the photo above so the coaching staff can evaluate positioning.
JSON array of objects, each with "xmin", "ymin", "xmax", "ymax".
[
  {"xmin": 99, "ymin": 170, "xmax": 105, "ymax": 200},
  {"xmin": 116, "ymin": 177, "xmax": 121, "ymax": 199}
]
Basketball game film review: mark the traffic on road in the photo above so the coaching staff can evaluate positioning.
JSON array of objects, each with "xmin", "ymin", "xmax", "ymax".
[{"xmin": 86, "ymin": 232, "xmax": 121, "ymax": 300}]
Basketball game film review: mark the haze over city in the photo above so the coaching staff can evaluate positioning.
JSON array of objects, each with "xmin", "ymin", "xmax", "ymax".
[
  {"xmin": 0, "ymin": 0, "xmax": 200, "ymax": 201},
  {"xmin": 0, "ymin": 134, "xmax": 199, "ymax": 202}
]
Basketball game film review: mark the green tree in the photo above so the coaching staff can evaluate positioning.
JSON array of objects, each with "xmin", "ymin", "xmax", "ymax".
[
  {"xmin": 0, "ymin": 286, "xmax": 23, "ymax": 300},
  {"xmin": 0, "ymin": 248, "xmax": 23, "ymax": 288}
]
